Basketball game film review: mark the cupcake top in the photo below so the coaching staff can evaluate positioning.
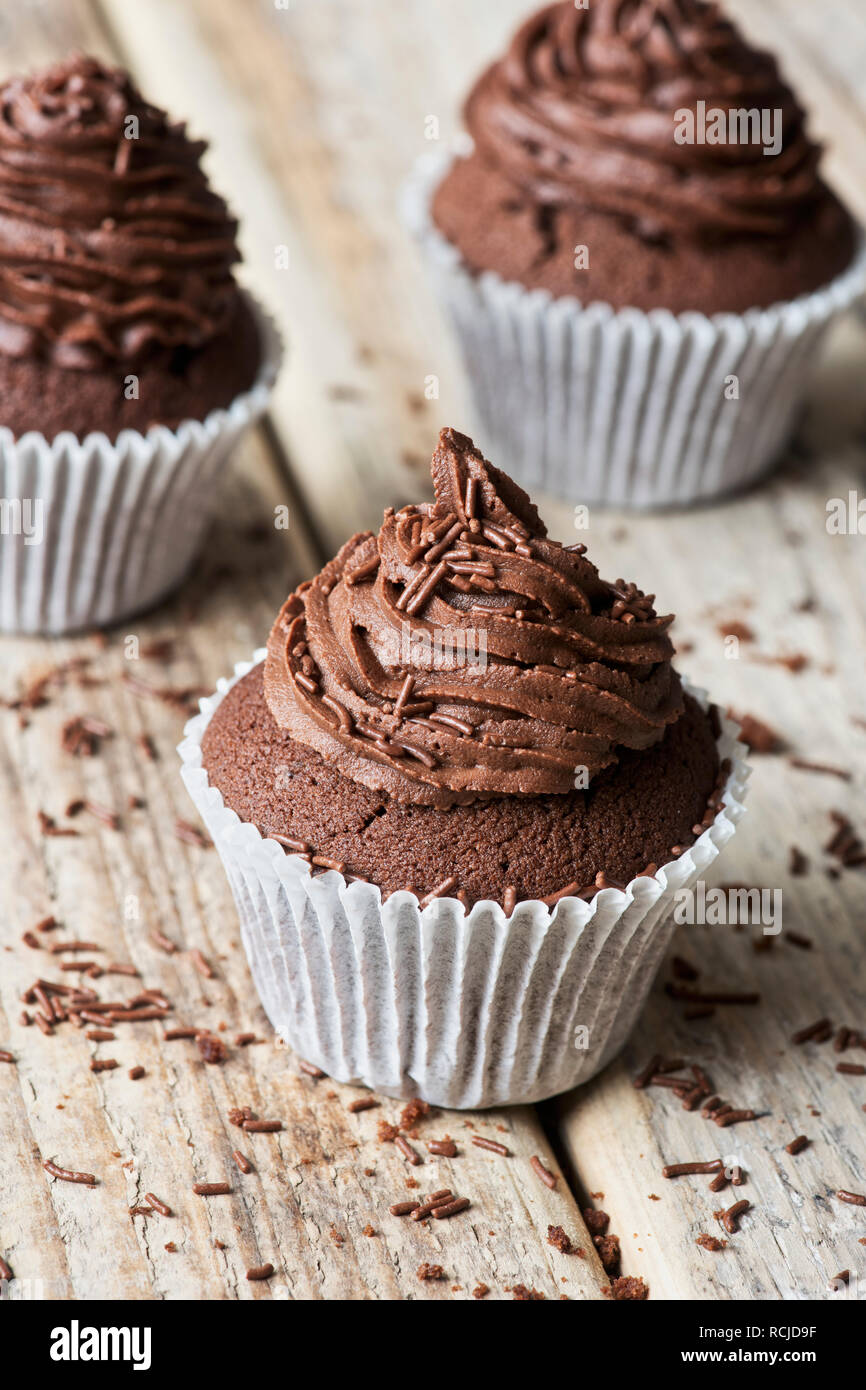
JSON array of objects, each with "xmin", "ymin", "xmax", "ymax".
[
  {"xmin": 0, "ymin": 54, "xmax": 243, "ymax": 369},
  {"xmin": 463, "ymin": 0, "xmax": 822, "ymax": 244},
  {"xmin": 265, "ymin": 428, "xmax": 683, "ymax": 807},
  {"xmin": 431, "ymin": 0, "xmax": 855, "ymax": 312}
]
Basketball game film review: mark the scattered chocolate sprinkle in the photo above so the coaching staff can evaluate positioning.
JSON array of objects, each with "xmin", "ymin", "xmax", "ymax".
[
  {"xmin": 233, "ymin": 1151, "xmax": 254, "ymax": 1175},
  {"xmin": 791, "ymin": 1017, "xmax": 832, "ymax": 1044},
  {"xmin": 299, "ymin": 1059, "xmax": 325, "ymax": 1078},
  {"xmin": 717, "ymin": 620, "xmax": 754, "ymax": 643},
  {"xmin": 0, "ymin": 1050, "xmax": 15, "ymax": 1064},
  {"xmin": 427, "ymin": 1140, "xmax": 457, "ymax": 1157},
  {"xmin": 242, "ymin": 1120, "xmax": 282, "ymax": 1133},
  {"xmin": 432, "ymin": 1197, "xmax": 470, "ymax": 1219},
  {"xmin": 0, "ymin": 1255, "xmax": 13, "ymax": 1280},
  {"xmin": 43, "ymin": 1160, "xmax": 97, "ymax": 1186},
  {"xmin": 714, "ymin": 1109, "xmax": 757, "ymax": 1129},
  {"xmin": 272, "ymin": 833, "xmax": 311, "ymax": 854},
  {"xmin": 190, "ymin": 948, "xmax": 215, "ymax": 978},
  {"xmin": 174, "ymin": 819, "xmax": 212, "ymax": 849},
  {"xmin": 721, "ymin": 1199, "xmax": 750, "ymax": 1234},
  {"xmin": 788, "ymin": 846, "xmax": 809, "ymax": 877},
  {"xmin": 837, "ymin": 1062, "xmax": 866, "ymax": 1076},
  {"xmin": 786, "ymin": 931, "xmax": 813, "ymax": 950},
  {"xmin": 663, "ymin": 1160, "xmax": 723, "ymax": 1178},
  {"xmin": 389, "ymin": 1201, "xmax": 420, "ymax": 1216},
  {"xmin": 395, "ymin": 1135, "xmax": 422, "ymax": 1165},
  {"xmin": 37, "ymin": 811, "xmax": 79, "ymax": 837},
  {"xmin": 192, "ymin": 1183, "xmax": 231, "ymax": 1196},
  {"xmin": 834, "ymin": 1026, "xmax": 853, "ymax": 1053},
  {"xmin": 411, "ymin": 1192, "xmax": 454, "ymax": 1220},
  {"xmin": 530, "ymin": 1155, "xmax": 557, "ymax": 1189},
  {"xmin": 128, "ymin": 1066, "xmax": 145, "ymax": 1080},
  {"xmin": 633, "ymin": 1054, "xmax": 663, "ymax": 1089},
  {"xmin": 837, "ymin": 1190, "xmax": 866, "ymax": 1206},
  {"xmin": 785, "ymin": 1135, "xmax": 809, "ymax": 1155},
  {"xmin": 151, "ymin": 930, "xmax": 179, "ymax": 954},
  {"xmin": 347, "ymin": 1096, "xmax": 379, "ymax": 1113},
  {"xmin": 246, "ymin": 1264, "xmax": 275, "ymax": 1281},
  {"xmin": 89, "ymin": 1058, "xmax": 118, "ymax": 1073},
  {"xmin": 79, "ymin": 799, "xmax": 120, "ymax": 830},
  {"xmin": 137, "ymin": 733, "xmax": 158, "ymax": 762},
  {"xmin": 789, "ymin": 758, "xmax": 851, "ymax": 781},
  {"xmin": 144, "ymin": 1193, "xmax": 172, "ymax": 1217},
  {"xmin": 471, "ymin": 1135, "xmax": 509, "ymax": 1157},
  {"xmin": 418, "ymin": 875, "xmax": 458, "ymax": 907},
  {"xmin": 728, "ymin": 711, "xmax": 782, "ymax": 753}
]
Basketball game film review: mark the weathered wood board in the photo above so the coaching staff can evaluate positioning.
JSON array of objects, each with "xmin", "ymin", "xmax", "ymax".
[{"xmin": 0, "ymin": 0, "xmax": 864, "ymax": 1300}]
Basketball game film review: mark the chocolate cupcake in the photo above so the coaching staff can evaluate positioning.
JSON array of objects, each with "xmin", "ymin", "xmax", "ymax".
[
  {"xmin": 405, "ymin": 0, "xmax": 865, "ymax": 506},
  {"xmin": 180, "ymin": 429, "xmax": 748, "ymax": 1107},
  {"xmin": 0, "ymin": 55, "xmax": 280, "ymax": 634}
]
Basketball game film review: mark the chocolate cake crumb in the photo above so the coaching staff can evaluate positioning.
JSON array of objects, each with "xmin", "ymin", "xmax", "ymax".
[
  {"xmin": 696, "ymin": 1234, "xmax": 726, "ymax": 1252},
  {"xmin": 593, "ymin": 1234, "xmax": 621, "ymax": 1273},
  {"xmin": 473, "ymin": 1283, "xmax": 490, "ymax": 1299},
  {"xmin": 512, "ymin": 1284, "xmax": 545, "ymax": 1301},
  {"xmin": 603, "ymin": 1276, "xmax": 649, "ymax": 1301},
  {"xmin": 583, "ymin": 1207, "xmax": 610, "ymax": 1237},
  {"xmin": 400, "ymin": 1098, "xmax": 430, "ymax": 1129},
  {"xmin": 417, "ymin": 1262, "xmax": 445, "ymax": 1281},
  {"xmin": 197, "ymin": 1033, "xmax": 228, "ymax": 1065},
  {"xmin": 547, "ymin": 1225, "xmax": 575, "ymax": 1255}
]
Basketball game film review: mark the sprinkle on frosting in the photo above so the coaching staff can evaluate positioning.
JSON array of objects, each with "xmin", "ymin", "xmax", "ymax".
[
  {"xmin": 265, "ymin": 427, "xmax": 683, "ymax": 806},
  {"xmin": 0, "ymin": 55, "xmax": 242, "ymax": 367},
  {"xmin": 463, "ymin": 0, "xmax": 823, "ymax": 242}
]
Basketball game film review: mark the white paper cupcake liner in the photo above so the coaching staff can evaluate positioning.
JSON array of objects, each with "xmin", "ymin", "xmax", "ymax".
[
  {"xmin": 0, "ymin": 294, "xmax": 282, "ymax": 635},
  {"xmin": 403, "ymin": 147, "xmax": 866, "ymax": 508},
  {"xmin": 178, "ymin": 650, "xmax": 749, "ymax": 1109}
]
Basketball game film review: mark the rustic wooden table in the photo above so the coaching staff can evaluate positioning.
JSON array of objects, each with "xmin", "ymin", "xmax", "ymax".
[{"xmin": 1, "ymin": 0, "xmax": 865, "ymax": 1301}]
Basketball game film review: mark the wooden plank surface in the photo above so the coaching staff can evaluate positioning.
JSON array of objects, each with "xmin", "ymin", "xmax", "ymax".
[{"xmin": 1, "ymin": 0, "xmax": 865, "ymax": 1300}]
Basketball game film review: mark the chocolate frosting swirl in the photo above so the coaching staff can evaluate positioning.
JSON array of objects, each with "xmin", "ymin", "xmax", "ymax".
[
  {"xmin": 0, "ymin": 55, "xmax": 242, "ymax": 367},
  {"xmin": 464, "ymin": 0, "xmax": 823, "ymax": 240},
  {"xmin": 265, "ymin": 429, "xmax": 683, "ymax": 806}
]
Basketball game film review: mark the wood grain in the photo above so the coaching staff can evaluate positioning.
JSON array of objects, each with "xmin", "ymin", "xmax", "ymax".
[{"xmin": 1, "ymin": 0, "xmax": 865, "ymax": 1301}]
